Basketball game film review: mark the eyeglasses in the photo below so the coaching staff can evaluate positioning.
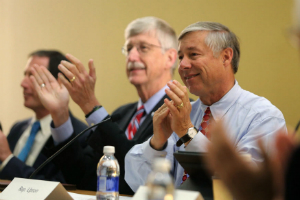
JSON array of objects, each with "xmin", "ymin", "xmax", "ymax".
[{"xmin": 122, "ymin": 42, "xmax": 163, "ymax": 56}]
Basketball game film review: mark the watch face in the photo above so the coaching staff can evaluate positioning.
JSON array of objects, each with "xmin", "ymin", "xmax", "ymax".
[{"xmin": 188, "ymin": 128, "xmax": 197, "ymax": 137}]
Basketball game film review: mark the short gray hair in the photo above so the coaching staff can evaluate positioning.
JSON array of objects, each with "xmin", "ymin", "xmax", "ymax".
[
  {"xmin": 293, "ymin": 0, "xmax": 300, "ymax": 29},
  {"xmin": 125, "ymin": 16, "xmax": 177, "ymax": 74},
  {"xmin": 178, "ymin": 22, "xmax": 240, "ymax": 73}
]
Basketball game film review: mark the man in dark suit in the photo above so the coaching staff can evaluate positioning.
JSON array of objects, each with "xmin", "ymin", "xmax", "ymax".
[
  {"xmin": 30, "ymin": 17, "xmax": 178, "ymax": 194},
  {"xmin": 0, "ymin": 50, "xmax": 88, "ymax": 182}
]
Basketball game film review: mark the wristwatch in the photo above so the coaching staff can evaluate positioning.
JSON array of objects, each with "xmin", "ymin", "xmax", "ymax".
[
  {"xmin": 176, "ymin": 127, "xmax": 198, "ymax": 147},
  {"xmin": 85, "ymin": 105, "xmax": 102, "ymax": 118}
]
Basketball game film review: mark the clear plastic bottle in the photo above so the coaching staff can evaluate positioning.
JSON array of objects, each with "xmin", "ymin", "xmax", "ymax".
[
  {"xmin": 146, "ymin": 158, "xmax": 175, "ymax": 200},
  {"xmin": 96, "ymin": 146, "xmax": 120, "ymax": 200}
]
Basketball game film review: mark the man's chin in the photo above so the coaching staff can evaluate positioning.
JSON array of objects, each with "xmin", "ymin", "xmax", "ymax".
[
  {"xmin": 128, "ymin": 77, "xmax": 146, "ymax": 86},
  {"xmin": 130, "ymin": 81, "xmax": 143, "ymax": 87},
  {"xmin": 24, "ymin": 103, "xmax": 33, "ymax": 109},
  {"xmin": 24, "ymin": 101, "xmax": 37, "ymax": 110},
  {"xmin": 187, "ymin": 86, "xmax": 200, "ymax": 96}
]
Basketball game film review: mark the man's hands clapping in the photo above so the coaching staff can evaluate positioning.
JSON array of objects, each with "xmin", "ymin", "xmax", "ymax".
[
  {"xmin": 58, "ymin": 54, "xmax": 100, "ymax": 115},
  {"xmin": 151, "ymin": 80, "xmax": 193, "ymax": 150}
]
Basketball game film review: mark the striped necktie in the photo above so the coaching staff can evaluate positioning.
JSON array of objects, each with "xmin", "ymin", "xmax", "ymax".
[{"xmin": 126, "ymin": 105, "xmax": 145, "ymax": 140}]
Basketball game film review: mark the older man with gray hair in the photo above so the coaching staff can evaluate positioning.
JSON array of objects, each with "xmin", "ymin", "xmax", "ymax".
[
  {"xmin": 199, "ymin": 1, "xmax": 300, "ymax": 199},
  {"xmin": 30, "ymin": 16, "xmax": 178, "ymax": 194},
  {"xmin": 125, "ymin": 21, "xmax": 286, "ymax": 192}
]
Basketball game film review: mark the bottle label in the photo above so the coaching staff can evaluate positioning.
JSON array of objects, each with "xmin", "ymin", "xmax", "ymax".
[{"xmin": 97, "ymin": 176, "xmax": 119, "ymax": 192}]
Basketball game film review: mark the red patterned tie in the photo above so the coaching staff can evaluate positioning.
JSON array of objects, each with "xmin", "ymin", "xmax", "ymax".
[
  {"xmin": 199, "ymin": 107, "xmax": 214, "ymax": 140},
  {"xmin": 181, "ymin": 107, "xmax": 214, "ymax": 184},
  {"xmin": 126, "ymin": 105, "xmax": 145, "ymax": 140}
]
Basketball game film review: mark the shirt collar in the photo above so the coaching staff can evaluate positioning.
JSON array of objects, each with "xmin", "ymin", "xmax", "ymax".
[
  {"xmin": 137, "ymin": 85, "xmax": 168, "ymax": 114},
  {"xmin": 200, "ymin": 80, "xmax": 242, "ymax": 121},
  {"xmin": 30, "ymin": 114, "xmax": 52, "ymax": 136}
]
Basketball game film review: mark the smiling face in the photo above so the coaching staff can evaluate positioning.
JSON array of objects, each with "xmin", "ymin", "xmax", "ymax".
[
  {"xmin": 125, "ymin": 31, "xmax": 172, "ymax": 89},
  {"xmin": 178, "ymin": 31, "xmax": 228, "ymax": 99},
  {"xmin": 21, "ymin": 56, "xmax": 49, "ymax": 111}
]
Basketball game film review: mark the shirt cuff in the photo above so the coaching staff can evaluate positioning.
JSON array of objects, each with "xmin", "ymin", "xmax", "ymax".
[
  {"xmin": 0, "ymin": 154, "xmax": 14, "ymax": 172},
  {"xmin": 51, "ymin": 117, "xmax": 73, "ymax": 145},
  {"xmin": 142, "ymin": 138, "xmax": 168, "ymax": 163},
  {"xmin": 185, "ymin": 131, "xmax": 209, "ymax": 152},
  {"xmin": 86, "ymin": 106, "xmax": 108, "ymax": 127}
]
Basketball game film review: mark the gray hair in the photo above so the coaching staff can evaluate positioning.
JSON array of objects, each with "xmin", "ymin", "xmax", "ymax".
[
  {"xmin": 292, "ymin": 0, "xmax": 300, "ymax": 30},
  {"xmin": 125, "ymin": 16, "xmax": 177, "ymax": 74},
  {"xmin": 178, "ymin": 22, "xmax": 240, "ymax": 73}
]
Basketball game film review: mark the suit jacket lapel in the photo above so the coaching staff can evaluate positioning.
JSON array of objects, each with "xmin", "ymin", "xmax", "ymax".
[
  {"xmin": 117, "ymin": 103, "xmax": 138, "ymax": 131},
  {"xmin": 133, "ymin": 94, "xmax": 169, "ymax": 140},
  {"xmin": 8, "ymin": 119, "xmax": 31, "ymax": 152}
]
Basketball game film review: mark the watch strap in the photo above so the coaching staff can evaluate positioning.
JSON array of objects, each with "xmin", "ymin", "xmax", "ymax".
[
  {"xmin": 176, "ymin": 127, "xmax": 197, "ymax": 147},
  {"xmin": 85, "ymin": 105, "xmax": 102, "ymax": 118}
]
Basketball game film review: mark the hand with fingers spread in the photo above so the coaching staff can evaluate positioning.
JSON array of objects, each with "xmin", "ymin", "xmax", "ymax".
[
  {"xmin": 58, "ymin": 54, "xmax": 100, "ymax": 115},
  {"xmin": 30, "ymin": 65, "xmax": 70, "ymax": 127},
  {"xmin": 0, "ymin": 130, "xmax": 12, "ymax": 162},
  {"xmin": 164, "ymin": 80, "xmax": 193, "ymax": 138}
]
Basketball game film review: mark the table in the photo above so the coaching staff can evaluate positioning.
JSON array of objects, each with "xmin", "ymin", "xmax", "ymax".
[{"xmin": 68, "ymin": 189, "xmax": 96, "ymax": 196}]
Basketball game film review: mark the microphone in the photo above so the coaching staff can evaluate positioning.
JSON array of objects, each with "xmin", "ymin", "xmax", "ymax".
[
  {"xmin": 294, "ymin": 120, "xmax": 300, "ymax": 135},
  {"xmin": 29, "ymin": 114, "xmax": 121, "ymax": 179}
]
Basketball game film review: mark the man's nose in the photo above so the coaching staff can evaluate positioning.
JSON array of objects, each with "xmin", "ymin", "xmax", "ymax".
[
  {"xmin": 179, "ymin": 57, "xmax": 192, "ymax": 69},
  {"xmin": 127, "ymin": 46, "xmax": 141, "ymax": 62},
  {"xmin": 21, "ymin": 76, "xmax": 30, "ymax": 88}
]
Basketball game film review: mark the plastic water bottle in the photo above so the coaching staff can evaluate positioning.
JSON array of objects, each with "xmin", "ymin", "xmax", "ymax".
[
  {"xmin": 97, "ymin": 146, "xmax": 120, "ymax": 200},
  {"xmin": 146, "ymin": 158, "xmax": 174, "ymax": 200}
]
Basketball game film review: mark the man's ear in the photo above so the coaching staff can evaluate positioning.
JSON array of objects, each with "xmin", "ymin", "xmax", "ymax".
[
  {"xmin": 222, "ymin": 48, "xmax": 233, "ymax": 67},
  {"xmin": 165, "ymin": 48, "xmax": 177, "ymax": 70}
]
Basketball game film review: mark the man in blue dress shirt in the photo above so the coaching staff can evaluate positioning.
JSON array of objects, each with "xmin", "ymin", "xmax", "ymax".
[
  {"xmin": 203, "ymin": 2, "xmax": 300, "ymax": 199},
  {"xmin": 124, "ymin": 21, "xmax": 287, "ymax": 192}
]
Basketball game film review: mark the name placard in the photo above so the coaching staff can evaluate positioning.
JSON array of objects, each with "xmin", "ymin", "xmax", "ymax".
[{"xmin": 0, "ymin": 178, "xmax": 72, "ymax": 200}]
